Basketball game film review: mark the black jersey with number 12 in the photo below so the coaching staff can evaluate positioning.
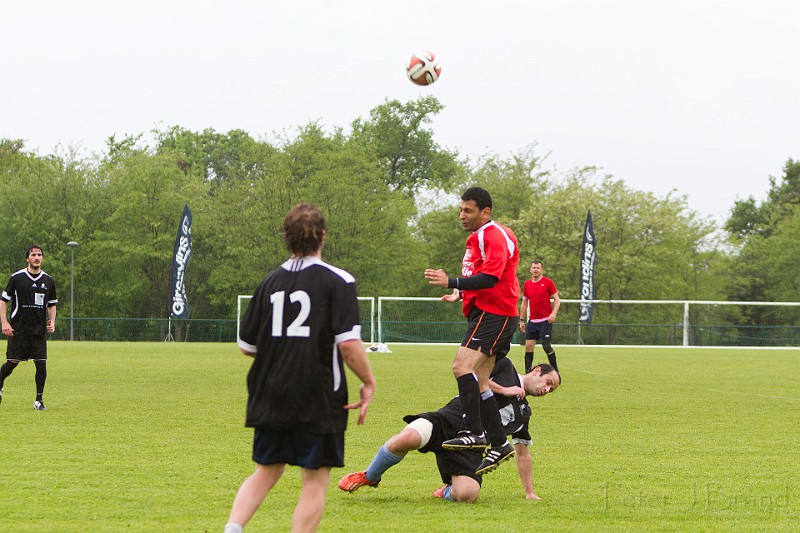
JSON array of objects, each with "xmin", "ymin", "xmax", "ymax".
[{"xmin": 238, "ymin": 257, "xmax": 362, "ymax": 433}]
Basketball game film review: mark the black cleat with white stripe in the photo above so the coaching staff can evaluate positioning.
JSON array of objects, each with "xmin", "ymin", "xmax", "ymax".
[
  {"xmin": 441, "ymin": 431, "xmax": 488, "ymax": 450},
  {"xmin": 475, "ymin": 442, "xmax": 515, "ymax": 475}
]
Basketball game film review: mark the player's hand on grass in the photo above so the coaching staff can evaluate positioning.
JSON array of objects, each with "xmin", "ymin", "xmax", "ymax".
[{"xmin": 345, "ymin": 382, "xmax": 375, "ymax": 425}]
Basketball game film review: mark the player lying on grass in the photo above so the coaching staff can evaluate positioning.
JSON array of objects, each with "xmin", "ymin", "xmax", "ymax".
[{"xmin": 338, "ymin": 359, "xmax": 560, "ymax": 502}]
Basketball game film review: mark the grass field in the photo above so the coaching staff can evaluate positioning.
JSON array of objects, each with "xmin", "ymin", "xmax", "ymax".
[{"xmin": 1, "ymin": 342, "xmax": 798, "ymax": 532}]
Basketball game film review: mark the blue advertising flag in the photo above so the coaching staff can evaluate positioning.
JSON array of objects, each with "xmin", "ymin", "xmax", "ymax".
[
  {"xmin": 170, "ymin": 204, "xmax": 193, "ymax": 319},
  {"xmin": 579, "ymin": 211, "xmax": 597, "ymax": 324}
]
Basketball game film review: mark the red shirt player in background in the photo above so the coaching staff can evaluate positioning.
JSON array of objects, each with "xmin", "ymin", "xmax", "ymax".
[
  {"xmin": 424, "ymin": 187, "xmax": 520, "ymax": 476},
  {"xmin": 519, "ymin": 261, "xmax": 561, "ymax": 373}
]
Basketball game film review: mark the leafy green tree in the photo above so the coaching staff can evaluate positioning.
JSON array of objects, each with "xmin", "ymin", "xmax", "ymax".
[
  {"xmin": 86, "ymin": 144, "xmax": 209, "ymax": 318},
  {"xmin": 0, "ymin": 141, "xmax": 98, "ymax": 304},
  {"xmin": 723, "ymin": 158, "xmax": 800, "ymax": 325},
  {"xmin": 153, "ymin": 126, "xmax": 274, "ymax": 188},
  {"xmin": 199, "ymin": 122, "xmax": 428, "ymax": 317},
  {"xmin": 350, "ymin": 96, "xmax": 463, "ymax": 195}
]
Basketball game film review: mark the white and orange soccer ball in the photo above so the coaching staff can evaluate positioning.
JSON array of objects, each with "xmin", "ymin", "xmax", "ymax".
[{"xmin": 405, "ymin": 49, "xmax": 442, "ymax": 86}]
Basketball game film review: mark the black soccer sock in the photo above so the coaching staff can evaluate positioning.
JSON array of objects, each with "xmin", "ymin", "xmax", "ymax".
[
  {"xmin": 456, "ymin": 374, "xmax": 482, "ymax": 434},
  {"xmin": 34, "ymin": 360, "xmax": 47, "ymax": 399},
  {"xmin": 524, "ymin": 351, "xmax": 533, "ymax": 373},
  {"xmin": 480, "ymin": 393, "xmax": 507, "ymax": 447},
  {"xmin": 546, "ymin": 350, "xmax": 559, "ymax": 372},
  {"xmin": 0, "ymin": 360, "xmax": 19, "ymax": 387}
]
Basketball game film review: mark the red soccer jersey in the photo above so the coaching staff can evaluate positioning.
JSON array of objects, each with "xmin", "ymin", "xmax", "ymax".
[
  {"xmin": 461, "ymin": 221, "xmax": 520, "ymax": 317},
  {"xmin": 522, "ymin": 277, "xmax": 558, "ymax": 320}
]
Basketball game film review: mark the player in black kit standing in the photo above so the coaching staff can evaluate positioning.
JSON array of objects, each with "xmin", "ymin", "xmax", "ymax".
[
  {"xmin": 225, "ymin": 204, "xmax": 377, "ymax": 533},
  {"xmin": 0, "ymin": 246, "xmax": 58, "ymax": 411}
]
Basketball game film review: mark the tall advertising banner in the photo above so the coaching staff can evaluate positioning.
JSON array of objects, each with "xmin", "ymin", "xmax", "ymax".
[
  {"xmin": 170, "ymin": 204, "xmax": 193, "ymax": 319},
  {"xmin": 579, "ymin": 210, "xmax": 597, "ymax": 324}
]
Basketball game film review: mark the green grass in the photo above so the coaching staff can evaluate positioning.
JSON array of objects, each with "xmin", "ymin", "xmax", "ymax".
[{"xmin": 1, "ymin": 342, "xmax": 798, "ymax": 531}]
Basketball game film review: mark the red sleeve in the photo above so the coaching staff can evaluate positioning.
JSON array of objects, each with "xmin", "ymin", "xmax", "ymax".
[{"xmin": 548, "ymin": 278, "xmax": 558, "ymax": 296}]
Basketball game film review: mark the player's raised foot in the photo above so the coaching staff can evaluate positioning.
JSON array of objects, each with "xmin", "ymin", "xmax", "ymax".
[
  {"xmin": 338, "ymin": 471, "xmax": 379, "ymax": 492},
  {"xmin": 33, "ymin": 400, "xmax": 47, "ymax": 411},
  {"xmin": 441, "ymin": 430, "xmax": 487, "ymax": 450},
  {"xmin": 432, "ymin": 485, "xmax": 451, "ymax": 498},
  {"xmin": 475, "ymin": 442, "xmax": 515, "ymax": 475}
]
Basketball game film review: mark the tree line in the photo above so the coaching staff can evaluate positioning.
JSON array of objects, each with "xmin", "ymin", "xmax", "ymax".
[{"xmin": 1, "ymin": 96, "xmax": 797, "ymax": 327}]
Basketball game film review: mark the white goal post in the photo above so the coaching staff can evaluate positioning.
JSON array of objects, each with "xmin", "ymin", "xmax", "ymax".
[{"xmin": 236, "ymin": 295, "xmax": 375, "ymax": 344}]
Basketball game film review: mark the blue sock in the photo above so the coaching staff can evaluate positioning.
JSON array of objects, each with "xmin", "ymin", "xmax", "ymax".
[
  {"xmin": 365, "ymin": 444, "xmax": 404, "ymax": 482},
  {"xmin": 442, "ymin": 485, "xmax": 456, "ymax": 502}
]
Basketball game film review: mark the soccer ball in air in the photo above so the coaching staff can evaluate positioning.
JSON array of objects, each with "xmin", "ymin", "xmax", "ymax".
[{"xmin": 405, "ymin": 49, "xmax": 442, "ymax": 86}]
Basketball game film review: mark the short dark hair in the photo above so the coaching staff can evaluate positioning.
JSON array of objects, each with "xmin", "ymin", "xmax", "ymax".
[
  {"xmin": 26, "ymin": 246, "xmax": 43, "ymax": 258},
  {"xmin": 530, "ymin": 260, "xmax": 543, "ymax": 267},
  {"xmin": 461, "ymin": 187, "xmax": 492, "ymax": 211},
  {"xmin": 532, "ymin": 363, "xmax": 561, "ymax": 385},
  {"xmin": 283, "ymin": 203, "xmax": 326, "ymax": 257}
]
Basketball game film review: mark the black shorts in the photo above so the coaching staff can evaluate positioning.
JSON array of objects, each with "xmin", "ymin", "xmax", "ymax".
[
  {"xmin": 252, "ymin": 427, "xmax": 345, "ymax": 469},
  {"xmin": 525, "ymin": 320, "xmax": 553, "ymax": 342},
  {"xmin": 403, "ymin": 412, "xmax": 483, "ymax": 486},
  {"xmin": 6, "ymin": 334, "xmax": 47, "ymax": 360},
  {"xmin": 461, "ymin": 307, "xmax": 517, "ymax": 359}
]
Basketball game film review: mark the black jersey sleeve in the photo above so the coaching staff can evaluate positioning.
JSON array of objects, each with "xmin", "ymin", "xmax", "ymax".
[
  {"xmin": 330, "ymin": 278, "xmax": 361, "ymax": 342},
  {"xmin": 239, "ymin": 280, "xmax": 267, "ymax": 351},
  {"xmin": 1, "ymin": 276, "xmax": 12, "ymax": 302},
  {"xmin": 46, "ymin": 275, "xmax": 57, "ymax": 307}
]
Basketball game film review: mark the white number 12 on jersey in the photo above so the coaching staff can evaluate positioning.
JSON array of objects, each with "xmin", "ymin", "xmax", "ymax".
[{"xmin": 270, "ymin": 290, "xmax": 311, "ymax": 337}]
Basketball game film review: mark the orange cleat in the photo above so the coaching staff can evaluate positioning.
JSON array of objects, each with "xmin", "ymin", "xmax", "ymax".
[{"xmin": 338, "ymin": 471, "xmax": 379, "ymax": 492}]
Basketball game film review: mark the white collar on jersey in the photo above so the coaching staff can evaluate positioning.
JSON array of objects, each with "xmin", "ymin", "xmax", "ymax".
[{"xmin": 281, "ymin": 256, "xmax": 323, "ymax": 271}]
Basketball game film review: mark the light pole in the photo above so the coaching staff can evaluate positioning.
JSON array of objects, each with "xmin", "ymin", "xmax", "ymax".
[{"xmin": 67, "ymin": 241, "xmax": 79, "ymax": 341}]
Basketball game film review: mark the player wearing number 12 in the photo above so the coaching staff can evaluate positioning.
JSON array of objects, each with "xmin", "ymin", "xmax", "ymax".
[{"xmin": 225, "ymin": 204, "xmax": 376, "ymax": 533}]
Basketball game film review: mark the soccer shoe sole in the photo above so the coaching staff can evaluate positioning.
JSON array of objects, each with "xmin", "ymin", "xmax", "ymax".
[
  {"xmin": 441, "ymin": 441, "xmax": 489, "ymax": 450},
  {"xmin": 340, "ymin": 484, "xmax": 379, "ymax": 493},
  {"xmin": 475, "ymin": 448, "xmax": 516, "ymax": 475}
]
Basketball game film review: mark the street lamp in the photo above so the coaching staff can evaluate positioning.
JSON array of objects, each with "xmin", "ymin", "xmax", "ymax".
[{"xmin": 67, "ymin": 241, "xmax": 79, "ymax": 341}]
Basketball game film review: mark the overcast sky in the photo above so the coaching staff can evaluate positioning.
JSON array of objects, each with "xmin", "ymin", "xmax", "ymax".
[{"xmin": 2, "ymin": 0, "xmax": 798, "ymax": 223}]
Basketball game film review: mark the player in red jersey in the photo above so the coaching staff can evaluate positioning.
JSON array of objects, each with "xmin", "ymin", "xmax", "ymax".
[
  {"xmin": 519, "ymin": 261, "xmax": 561, "ymax": 373},
  {"xmin": 424, "ymin": 187, "xmax": 520, "ymax": 475}
]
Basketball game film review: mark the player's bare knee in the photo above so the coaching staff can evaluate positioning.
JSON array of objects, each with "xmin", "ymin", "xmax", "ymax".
[
  {"xmin": 451, "ymin": 477, "xmax": 480, "ymax": 503},
  {"xmin": 451, "ymin": 359, "xmax": 473, "ymax": 377},
  {"xmin": 387, "ymin": 427, "xmax": 422, "ymax": 454}
]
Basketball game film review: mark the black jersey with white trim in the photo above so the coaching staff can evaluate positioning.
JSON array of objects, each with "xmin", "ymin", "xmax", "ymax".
[
  {"xmin": 434, "ymin": 357, "xmax": 531, "ymax": 437},
  {"xmin": 238, "ymin": 257, "xmax": 362, "ymax": 433},
  {"xmin": 1, "ymin": 269, "xmax": 58, "ymax": 336},
  {"xmin": 490, "ymin": 356, "xmax": 532, "ymax": 437}
]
